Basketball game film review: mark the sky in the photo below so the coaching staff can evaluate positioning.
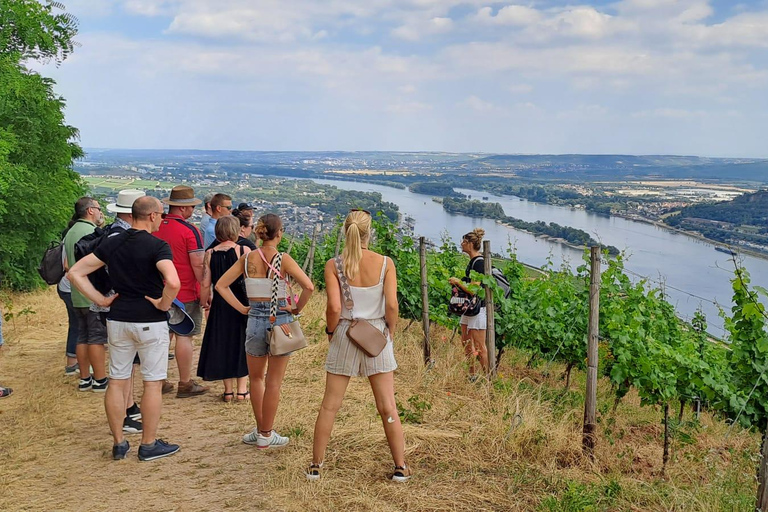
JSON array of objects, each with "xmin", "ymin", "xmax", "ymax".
[{"xmin": 39, "ymin": 0, "xmax": 768, "ymax": 157}]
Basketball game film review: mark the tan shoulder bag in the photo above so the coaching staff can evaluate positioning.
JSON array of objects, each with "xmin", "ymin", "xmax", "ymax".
[{"xmin": 334, "ymin": 256, "xmax": 388, "ymax": 358}]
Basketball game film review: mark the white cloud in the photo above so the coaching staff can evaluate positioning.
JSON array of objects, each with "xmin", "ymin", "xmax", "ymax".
[
  {"xmin": 474, "ymin": 5, "xmax": 542, "ymax": 26},
  {"xmin": 508, "ymin": 83, "xmax": 533, "ymax": 94},
  {"xmin": 462, "ymin": 95, "xmax": 496, "ymax": 112},
  {"xmin": 631, "ymin": 108, "xmax": 709, "ymax": 119},
  {"xmin": 391, "ymin": 16, "xmax": 454, "ymax": 41},
  {"xmin": 386, "ymin": 101, "xmax": 433, "ymax": 113}
]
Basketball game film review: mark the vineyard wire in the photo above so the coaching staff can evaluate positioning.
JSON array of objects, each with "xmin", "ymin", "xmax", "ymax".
[
  {"xmin": 621, "ymin": 267, "xmax": 720, "ymax": 307},
  {"xmin": 726, "ymin": 371, "xmax": 766, "ymax": 440}
]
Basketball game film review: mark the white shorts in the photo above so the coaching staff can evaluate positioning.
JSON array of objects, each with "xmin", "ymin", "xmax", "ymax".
[
  {"xmin": 460, "ymin": 307, "xmax": 487, "ymax": 331},
  {"xmin": 107, "ymin": 320, "xmax": 170, "ymax": 381}
]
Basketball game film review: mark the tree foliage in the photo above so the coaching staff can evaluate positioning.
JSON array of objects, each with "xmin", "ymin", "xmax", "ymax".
[{"xmin": 0, "ymin": 0, "xmax": 85, "ymax": 290}]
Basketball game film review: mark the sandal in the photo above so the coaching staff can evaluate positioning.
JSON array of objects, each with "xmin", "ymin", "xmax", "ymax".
[
  {"xmin": 236, "ymin": 391, "xmax": 250, "ymax": 401},
  {"xmin": 220, "ymin": 392, "xmax": 234, "ymax": 403},
  {"xmin": 0, "ymin": 386, "xmax": 12, "ymax": 398}
]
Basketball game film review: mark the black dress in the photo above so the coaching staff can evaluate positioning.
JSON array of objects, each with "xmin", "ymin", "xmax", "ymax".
[{"xmin": 197, "ymin": 246, "xmax": 249, "ymax": 381}]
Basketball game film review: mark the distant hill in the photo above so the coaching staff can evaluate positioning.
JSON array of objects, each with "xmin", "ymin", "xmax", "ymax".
[{"xmin": 667, "ymin": 189, "xmax": 768, "ymax": 226}]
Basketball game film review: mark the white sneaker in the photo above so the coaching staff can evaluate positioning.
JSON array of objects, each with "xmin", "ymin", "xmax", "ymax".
[
  {"xmin": 242, "ymin": 427, "xmax": 260, "ymax": 445},
  {"xmin": 256, "ymin": 430, "xmax": 289, "ymax": 449}
]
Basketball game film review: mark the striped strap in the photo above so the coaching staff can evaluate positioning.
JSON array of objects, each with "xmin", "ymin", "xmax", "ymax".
[
  {"xmin": 269, "ymin": 252, "xmax": 283, "ymax": 322},
  {"xmin": 334, "ymin": 256, "xmax": 355, "ymax": 314}
]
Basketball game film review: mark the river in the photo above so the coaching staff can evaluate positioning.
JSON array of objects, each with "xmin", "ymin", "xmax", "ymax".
[{"xmin": 307, "ymin": 178, "xmax": 768, "ymax": 336}]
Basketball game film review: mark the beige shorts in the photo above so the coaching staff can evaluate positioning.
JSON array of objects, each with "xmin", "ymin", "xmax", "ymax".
[
  {"xmin": 107, "ymin": 320, "xmax": 170, "ymax": 381},
  {"xmin": 325, "ymin": 318, "xmax": 397, "ymax": 377}
]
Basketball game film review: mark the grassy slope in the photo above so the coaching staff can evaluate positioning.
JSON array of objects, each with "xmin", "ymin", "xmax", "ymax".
[{"xmin": 0, "ymin": 288, "xmax": 759, "ymax": 512}]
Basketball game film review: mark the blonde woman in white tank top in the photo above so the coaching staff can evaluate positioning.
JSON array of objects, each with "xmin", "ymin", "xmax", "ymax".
[
  {"xmin": 216, "ymin": 214, "xmax": 314, "ymax": 449},
  {"xmin": 306, "ymin": 209, "xmax": 411, "ymax": 483}
]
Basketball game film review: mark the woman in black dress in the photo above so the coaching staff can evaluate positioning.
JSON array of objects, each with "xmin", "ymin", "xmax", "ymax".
[{"xmin": 198, "ymin": 216, "xmax": 251, "ymax": 401}]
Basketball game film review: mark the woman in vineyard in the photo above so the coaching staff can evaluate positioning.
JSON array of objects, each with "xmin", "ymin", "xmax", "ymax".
[
  {"xmin": 306, "ymin": 209, "xmax": 411, "ymax": 482},
  {"xmin": 197, "ymin": 216, "xmax": 250, "ymax": 402},
  {"xmin": 216, "ymin": 214, "xmax": 314, "ymax": 447},
  {"xmin": 449, "ymin": 228, "xmax": 489, "ymax": 380}
]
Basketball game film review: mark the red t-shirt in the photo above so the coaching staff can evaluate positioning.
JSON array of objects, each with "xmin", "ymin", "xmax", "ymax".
[{"xmin": 153, "ymin": 214, "xmax": 204, "ymax": 302}]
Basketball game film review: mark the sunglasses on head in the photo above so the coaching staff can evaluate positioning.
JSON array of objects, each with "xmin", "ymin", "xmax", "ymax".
[{"xmin": 349, "ymin": 208, "xmax": 371, "ymax": 215}]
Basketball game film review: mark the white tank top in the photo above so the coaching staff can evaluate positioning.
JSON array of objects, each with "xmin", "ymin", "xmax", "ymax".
[
  {"xmin": 340, "ymin": 257, "xmax": 387, "ymax": 321},
  {"xmin": 243, "ymin": 251, "xmax": 286, "ymax": 299}
]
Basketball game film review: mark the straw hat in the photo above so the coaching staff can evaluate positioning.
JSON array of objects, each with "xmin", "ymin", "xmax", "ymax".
[
  {"xmin": 107, "ymin": 189, "xmax": 146, "ymax": 213},
  {"xmin": 162, "ymin": 185, "xmax": 202, "ymax": 207}
]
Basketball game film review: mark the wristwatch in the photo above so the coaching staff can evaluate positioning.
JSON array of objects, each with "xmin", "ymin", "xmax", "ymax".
[{"xmin": 325, "ymin": 326, "xmax": 335, "ymax": 335}]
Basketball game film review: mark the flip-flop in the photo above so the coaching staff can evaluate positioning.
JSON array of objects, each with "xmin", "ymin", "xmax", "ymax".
[
  {"xmin": 0, "ymin": 386, "xmax": 13, "ymax": 398},
  {"xmin": 221, "ymin": 392, "xmax": 234, "ymax": 403},
  {"xmin": 236, "ymin": 392, "xmax": 250, "ymax": 401}
]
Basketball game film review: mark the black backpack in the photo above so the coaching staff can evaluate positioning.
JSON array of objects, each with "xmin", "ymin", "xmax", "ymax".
[
  {"xmin": 474, "ymin": 257, "xmax": 512, "ymax": 299},
  {"xmin": 74, "ymin": 223, "xmax": 126, "ymax": 294},
  {"xmin": 38, "ymin": 240, "xmax": 66, "ymax": 285}
]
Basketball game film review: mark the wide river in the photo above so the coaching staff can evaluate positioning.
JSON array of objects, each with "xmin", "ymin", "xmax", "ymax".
[{"xmin": 307, "ymin": 178, "xmax": 767, "ymax": 336}]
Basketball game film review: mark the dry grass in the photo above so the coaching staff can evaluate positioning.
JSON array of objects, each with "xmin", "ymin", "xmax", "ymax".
[{"xmin": 0, "ymin": 288, "xmax": 760, "ymax": 511}]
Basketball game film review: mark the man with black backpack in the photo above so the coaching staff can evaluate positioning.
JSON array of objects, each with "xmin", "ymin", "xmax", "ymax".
[{"xmin": 63, "ymin": 197, "xmax": 109, "ymax": 392}]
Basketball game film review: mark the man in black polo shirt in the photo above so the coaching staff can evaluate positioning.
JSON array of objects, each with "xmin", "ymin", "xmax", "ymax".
[{"xmin": 69, "ymin": 197, "xmax": 182, "ymax": 461}]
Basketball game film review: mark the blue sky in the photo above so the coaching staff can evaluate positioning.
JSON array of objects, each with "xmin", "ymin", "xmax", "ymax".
[{"xmin": 41, "ymin": 0, "xmax": 768, "ymax": 157}]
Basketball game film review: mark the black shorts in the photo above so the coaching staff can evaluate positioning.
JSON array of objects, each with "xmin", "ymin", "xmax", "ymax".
[{"xmin": 74, "ymin": 307, "xmax": 108, "ymax": 345}]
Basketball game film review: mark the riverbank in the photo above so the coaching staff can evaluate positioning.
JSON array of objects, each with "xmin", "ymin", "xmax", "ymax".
[{"xmin": 613, "ymin": 212, "xmax": 768, "ymax": 263}]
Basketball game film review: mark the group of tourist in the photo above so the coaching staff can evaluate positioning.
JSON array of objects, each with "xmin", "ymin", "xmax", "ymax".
[{"xmin": 2, "ymin": 183, "xmax": 494, "ymax": 480}]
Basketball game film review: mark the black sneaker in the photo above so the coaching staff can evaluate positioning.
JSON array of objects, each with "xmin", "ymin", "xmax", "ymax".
[
  {"xmin": 138, "ymin": 439, "xmax": 180, "ymax": 461},
  {"xmin": 112, "ymin": 440, "xmax": 130, "ymax": 460},
  {"xmin": 92, "ymin": 377, "xmax": 109, "ymax": 393},
  {"xmin": 78, "ymin": 376, "xmax": 93, "ymax": 392},
  {"xmin": 122, "ymin": 416, "xmax": 143, "ymax": 434},
  {"xmin": 126, "ymin": 403, "xmax": 141, "ymax": 421}
]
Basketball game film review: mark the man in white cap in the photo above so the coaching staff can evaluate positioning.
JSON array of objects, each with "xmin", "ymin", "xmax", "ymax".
[
  {"xmin": 106, "ymin": 189, "xmax": 146, "ymax": 434},
  {"xmin": 153, "ymin": 185, "xmax": 209, "ymax": 398}
]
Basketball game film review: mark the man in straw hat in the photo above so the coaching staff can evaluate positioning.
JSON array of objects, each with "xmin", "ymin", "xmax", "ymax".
[{"xmin": 153, "ymin": 185, "xmax": 209, "ymax": 398}]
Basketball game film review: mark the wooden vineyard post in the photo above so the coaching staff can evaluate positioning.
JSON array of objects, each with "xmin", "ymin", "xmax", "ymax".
[
  {"xmin": 334, "ymin": 223, "xmax": 343, "ymax": 257},
  {"xmin": 419, "ymin": 237, "xmax": 432, "ymax": 365},
  {"xmin": 303, "ymin": 224, "xmax": 321, "ymax": 275},
  {"xmin": 758, "ymin": 421, "xmax": 768, "ymax": 512},
  {"xmin": 582, "ymin": 246, "xmax": 601, "ymax": 458},
  {"xmin": 483, "ymin": 241, "xmax": 496, "ymax": 378}
]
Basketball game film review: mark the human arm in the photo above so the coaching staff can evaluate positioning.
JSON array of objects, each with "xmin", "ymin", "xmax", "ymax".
[
  {"xmin": 383, "ymin": 257, "xmax": 398, "ymax": 335},
  {"xmin": 324, "ymin": 259, "xmax": 341, "ymax": 341},
  {"xmin": 144, "ymin": 260, "xmax": 180, "ymax": 312},
  {"xmin": 281, "ymin": 254, "xmax": 315, "ymax": 315},
  {"xmin": 190, "ymin": 250, "xmax": 205, "ymax": 286},
  {"xmin": 68, "ymin": 254, "xmax": 117, "ymax": 308},
  {"xmin": 215, "ymin": 254, "xmax": 250, "ymax": 315},
  {"xmin": 200, "ymin": 250, "xmax": 212, "ymax": 310}
]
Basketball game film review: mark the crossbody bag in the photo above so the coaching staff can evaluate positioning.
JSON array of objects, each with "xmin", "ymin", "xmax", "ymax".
[
  {"xmin": 334, "ymin": 256, "xmax": 388, "ymax": 358},
  {"xmin": 259, "ymin": 250, "xmax": 307, "ymax": 357}
]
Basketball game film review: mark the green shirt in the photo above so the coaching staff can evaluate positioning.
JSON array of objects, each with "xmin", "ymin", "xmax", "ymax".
[{"xmin": 64, "ymin": 219, "xmax": 96, "ymax": 308}]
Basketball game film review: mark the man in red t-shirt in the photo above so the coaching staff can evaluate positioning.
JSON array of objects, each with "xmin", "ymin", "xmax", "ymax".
[{"xmin": 154, "ymin": 185, "xmax": 209, "ymax": 398}]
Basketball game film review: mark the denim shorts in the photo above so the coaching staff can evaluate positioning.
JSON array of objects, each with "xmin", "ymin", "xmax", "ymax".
[{"xmin": 244, "ymin": 300, "xmax": 294, "ymax": 357}]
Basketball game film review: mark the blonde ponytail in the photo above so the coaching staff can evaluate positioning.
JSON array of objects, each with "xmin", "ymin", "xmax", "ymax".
[{"xmin": 341, "ymin": 210, "xmax": 372, "ymax": 280}]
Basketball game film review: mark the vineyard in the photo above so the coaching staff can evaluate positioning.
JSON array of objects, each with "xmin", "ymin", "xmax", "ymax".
[{"xmin": 282, "ymin": 215, "xmax": 768, "ymax": 472}]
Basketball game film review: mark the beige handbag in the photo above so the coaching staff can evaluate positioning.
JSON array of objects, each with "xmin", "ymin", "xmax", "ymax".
[
  {"xmin": 266, "ymin": 252, "xmax": 307, "ymax": 356},
  {"xmin": 334, "ymin": 257, "xmax": 388, "ymax": 357}
]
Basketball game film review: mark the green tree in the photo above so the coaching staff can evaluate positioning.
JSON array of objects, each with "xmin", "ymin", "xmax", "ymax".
[{"xmin": 0, "ymin": 0, "xmax": 85, "ymax": 289}]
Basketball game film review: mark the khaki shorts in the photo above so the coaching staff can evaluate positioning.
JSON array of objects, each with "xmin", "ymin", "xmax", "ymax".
[
  {"xmin": 182, "ymin": 300, "xmax": 203, "ymax": 336},
  {"xmin": 107, "ymin": 320, "xmax": 170, "ymax": 381},
  {"xmin": 325, "ymin": 318, "xmax": 397, "ymax": 377}
]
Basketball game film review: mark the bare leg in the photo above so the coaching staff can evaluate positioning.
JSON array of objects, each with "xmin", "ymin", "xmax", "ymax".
[
  {"xmin": 123, "ymin": 367, "xmax": 135, "ymax": 409},
  {"xmin": 76, "ymin": 344, "xmax": 90, "ymax": 379},
  {"xmin": 311, "ymin": 373, "xmax": 350, "ymax": 464},
  {"xmin": 175, "ymin": 335, "xmax": 194, "ymax": 383},
  {"xmin": 236, "ymin": 376, "xmax": 248, "ymax": 395},
  {"xmin": 460, "ymin": 324, "xmax": 475, "ymax": 375},
  {"xmin": 105, "ymin": 378, "xmax": 130, "ymax": 445},
  {"xmin": 88, "ymin": 344, "xmax": 107, "ymax": 380},
  {"xmin": 223, "ymin": 378, "xmax": 234, "ymax": 395},
  {"xmin": 259, "ymin": 355, "xmax": 290, "ymax": 433},
  {"xmin": 140, "ymin": 381, "xmax": 163, "ymax": 445},
  {"xmin": 247, "ymin": 355, "xmax": 268, "ymax": 427},
  {"xmin": 368, "ymin": 372, "xmax": 406, "ymax": 467},
  {"xmin": 470, "ymin": 329, "xmax": 489, "ymax": 374}
]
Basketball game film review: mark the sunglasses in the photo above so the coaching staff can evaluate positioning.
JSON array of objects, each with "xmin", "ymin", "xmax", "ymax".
[
  {"xmin": 222, "ymin": 205, "xmax": 233, "ymax": 210},
  {"xmin": 349, "ymin": 208, "xmax": 371, "ymax": 215},
  {"xmin": 90, "ymin": 205, "xmax": 102, "ymax": 211}
]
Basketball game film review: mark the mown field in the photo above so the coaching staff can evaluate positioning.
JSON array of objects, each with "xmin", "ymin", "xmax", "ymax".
[{"xmin": 0, "ymin": 288, "xmax": 759, "ymax": 511}]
